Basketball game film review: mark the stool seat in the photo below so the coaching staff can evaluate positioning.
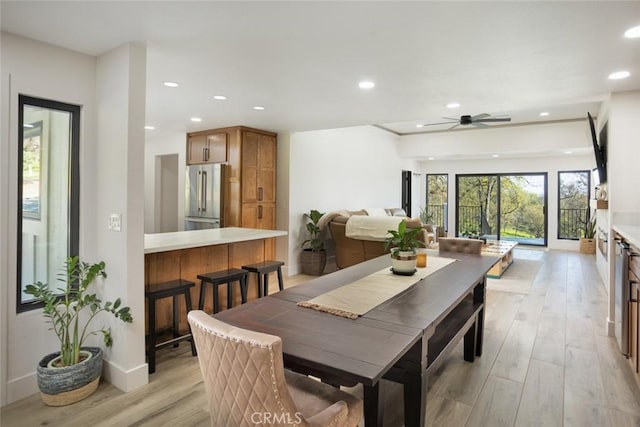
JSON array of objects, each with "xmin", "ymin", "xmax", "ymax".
[
  {"xmin": 145, "ymin": 279, "xmax": 197, "ymax": 374},
  {"xmin": 241, "ymin": 260, "xmax": 285, "ymax": 297},
  {"xmin": 198, "ymin": 268, "xmax": 249, "ymax": 314}
]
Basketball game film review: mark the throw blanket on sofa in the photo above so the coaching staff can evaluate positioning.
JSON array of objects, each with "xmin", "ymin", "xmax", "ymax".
[{"xmin": 345, "ymin": 215, "xmax": 404, "ymax": 241}]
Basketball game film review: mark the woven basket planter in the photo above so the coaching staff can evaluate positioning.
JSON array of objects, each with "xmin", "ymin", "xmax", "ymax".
[
  {"xmin": 37, "ymin": 346, "xmax": 103, "ymax": 406},
  {"xmin": 300, "ymin": 249, "xmax": 327, "ymax": 275},
  {"xmin": 579, "ymin": 238, "xmax": 596, "ymax": 254}
]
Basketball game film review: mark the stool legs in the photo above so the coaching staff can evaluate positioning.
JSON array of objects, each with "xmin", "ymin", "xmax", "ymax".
[
  {"xmin": 172, "ymin": 294, "xmax": 180, "ymax": 348},
  {"xmin": 183, "ymin": 288, "xmax": 197, "ymax": 357},
  {"xmin": 148, "ymin": 295, "xmax": 157, "ymax": 374},
  {"xmin": 240, "ymin": 276, "xmax": 248, "ymax": 304},
  {"xmin": 263, "ymin": 273, "xmax": 270, "ymax": 296},
  {"xmin": 276, "ymin": 266, "xmax": 284, "ymax": 291}
]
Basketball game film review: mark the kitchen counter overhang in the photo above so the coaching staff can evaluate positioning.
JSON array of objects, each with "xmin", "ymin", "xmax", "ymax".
[{"xmin": 144, "ymin": 227, "xmax": 287, "ymax": 254}]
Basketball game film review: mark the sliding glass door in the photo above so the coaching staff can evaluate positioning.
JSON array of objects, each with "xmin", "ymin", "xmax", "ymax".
[{"xmin": 456, "ymin": 173, "xmax": 547, "ymax": 246}]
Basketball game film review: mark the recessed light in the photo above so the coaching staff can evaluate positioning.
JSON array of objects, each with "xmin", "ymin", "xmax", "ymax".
[
  {"xmin": 145, "ymin": 125, "xmax": 155, "ymax": 130},
  {"xmin": 23, "ymin": 123, "xmax": 34, "ymax": 128},
  {"xmin": 190, "ymin": 117, "xmax": 202, "ymax": 122},
  {"xmin": 540, "ymin": 112, "xmax": 549, "ymax": 117},
  {"xmin": 416, "ymin": 124, "xmax": 424, "ymax": 128},
  {"xmin": 253, "ymin": 106, "xmax": 265, "ymax": 111},
  {"xmin": 565, "ymin": 151, "xmax": 573, "ymax": 154},
  {"xmin": 625, "ymin": 25, "xmax": 640, "ymax": 38},
  {"xmin": 213, "ymin": 95, "xmax": 227, "ymax": 100},
  {"xmin": 163, "ymin": 81, "xmax": 179, "ymax": 88},
  {"xmin": 608, "ymin": 70, "xmax": 630, "ymax": 80},
  {"xmin": 446, "ymin": 102, "xmax": 460, "ymax": 109},
  {"xmin": 492, "ymin": 154, "xmax": 500, "ymax": 158},
  {"xmin": 358, "ymin": 81, "xmax": 375, "ymax": 89},
  {"xmin": 428, "ymin": 157, "xmax": 435, "ymax": 160}
]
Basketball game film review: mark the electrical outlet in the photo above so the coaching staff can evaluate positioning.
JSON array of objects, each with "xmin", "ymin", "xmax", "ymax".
[{"xmin": 108, "ymin": 213, "xmax": 122, "ymax": 232}]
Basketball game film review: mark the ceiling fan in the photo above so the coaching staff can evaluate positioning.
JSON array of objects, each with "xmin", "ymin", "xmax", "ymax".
[{"xmin": 420, "ymin": 113, "xmax": 511, "ymax": 130}]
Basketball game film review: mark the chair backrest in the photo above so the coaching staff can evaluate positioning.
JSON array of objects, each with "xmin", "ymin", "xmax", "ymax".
[
  {"xmin": 188, "ymin": 310, "xmax": 307, "ymax": 427},
  {"xmin": 438, "ymin": 237, "xmax": 483, "ymax": 254}
]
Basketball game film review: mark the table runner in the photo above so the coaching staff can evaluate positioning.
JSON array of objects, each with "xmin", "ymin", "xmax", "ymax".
[{"xmin": 297, "ymin": 256, "xmax": 456, "ymax": 319}]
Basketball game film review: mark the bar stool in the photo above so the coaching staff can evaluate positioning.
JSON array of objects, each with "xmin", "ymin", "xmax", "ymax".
[
  {"xmin": 197, "ymin": 268, "xmax": 249, "ymax": 314},
  {"xmin": 241, "ymin": 260, "xmax": 285, "ymax": 297},
  {"xmin": 145, "ymin": 279, "xmax": 197, "ymax": 374}
]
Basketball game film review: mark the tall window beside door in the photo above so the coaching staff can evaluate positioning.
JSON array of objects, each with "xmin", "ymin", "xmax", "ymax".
[
  {"xmin": 425, "ymin": 174, "xmax": 448, "ymax": 231},
  {"xmin": 558, "ymin": 171, "xmax": 591, "ymax": 240},
  {"xmin": 17, "ymin": 95, "xmax": 80, "ymax": 312}
]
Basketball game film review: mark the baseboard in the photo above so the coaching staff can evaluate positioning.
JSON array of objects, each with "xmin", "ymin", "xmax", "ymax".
[
  {"xmin": 6, "ymin": 371, "xmax": 38, "ymax": 404},
  {"xmin": 102, "ymin": 359, "xmax": 148, "ymax": 393},
  {"xmin": 606, "ymin": 317, "xmax": 616, "ymax": 337}
]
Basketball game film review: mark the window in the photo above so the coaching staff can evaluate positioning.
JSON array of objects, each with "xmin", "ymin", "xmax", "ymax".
[
  {"xmin": 558, "ymin": 171, "xmax": 590, "ymax": 240},
  {"xmin": 17, "ymin": 95, "xmax": 80, "ymax": 312},
  {"xmin": 425, "ymin": 174, "xmax": 448, "ymax": 231}
]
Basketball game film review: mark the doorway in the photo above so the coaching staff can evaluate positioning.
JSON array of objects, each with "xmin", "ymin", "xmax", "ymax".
[
  {"xmin": 456, "ymin": 173, "xmax": 547, "ymax": 246},
  {"xmin": 154, "ymin": 154, "xmax": 179, "ymax": 233}
]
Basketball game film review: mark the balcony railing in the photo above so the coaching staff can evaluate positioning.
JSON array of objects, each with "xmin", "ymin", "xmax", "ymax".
[{"xmin": 559, "ymin": 208, "xmax": 588, "ymax": 240}]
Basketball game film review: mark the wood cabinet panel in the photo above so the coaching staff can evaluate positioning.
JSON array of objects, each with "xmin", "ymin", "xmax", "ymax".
[
  {"xmin": 229, "ymin": 240, "xmax": 265, "ymax": 301},
  {"xmin": 630, "ymin": 246, "xmax": 640, "ymax": 283},
  {"xmin": 241, "ymin": 131, "xmax": 260, "ymax": 203},
  {"xmin": 206, "ymin": 132, "xmax": 228, "ymax": 163},
  {"xmin": 186, "ymin": 134, "xmax": 207, "ymax": 164}
]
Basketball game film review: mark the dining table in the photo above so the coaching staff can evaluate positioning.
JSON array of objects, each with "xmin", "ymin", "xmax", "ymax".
[{"xmin": 215, "ymin": 250, "xmax": 499, "ymax": 426}]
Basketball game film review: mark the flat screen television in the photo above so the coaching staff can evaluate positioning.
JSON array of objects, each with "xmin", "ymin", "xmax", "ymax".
[{"xmin": 587, "ymin": 112, "xmax": 607, "ymax": 184}]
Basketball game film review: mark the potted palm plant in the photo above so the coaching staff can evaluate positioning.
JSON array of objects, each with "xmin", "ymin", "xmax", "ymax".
[
  {"xmin": 580, "ymin": 215, "xmax": 597, "ymax": 254},
  {"xmin": 300, "ymin": 209, "xmax": 327, "ymax": 275},
  {"xmin": 25, "ymin": 256, "xmax": 132, "ymax": 406},
  {"xmin": 384, "ymin": 220, "xmax": 424, "ymax": 275}
]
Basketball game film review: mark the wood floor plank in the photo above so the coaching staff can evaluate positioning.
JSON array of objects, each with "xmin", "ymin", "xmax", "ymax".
[
  {"xmin": 595, "ymin": 335, "xmax": 640, "ymax": 416},
  {"xmin": 515, "ymin": 359, "xmax": 564, "ymax": 426},
  {"xmin": 490, "ymin": 319, "xmax": 537, "ymax": 383},
  {"xmin": 465, "ymin": 375, "xmax": 523, "ymax": 427},
  {"xmin": 564, "ymin": 346, "xmax": 606, "ymax": 406},
  {"xmin": 425, "ymin": 395, "xmax": 472, "ymax": 426},
  {"xmin": 564, "ymin": 392, "xmax": 611, "ymax": 427}
]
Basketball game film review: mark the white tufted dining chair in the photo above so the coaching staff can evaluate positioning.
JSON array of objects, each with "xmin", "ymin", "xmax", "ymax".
[{"xmin": 187, "ymin": 310, "xmax": 363, "ymax": 427}]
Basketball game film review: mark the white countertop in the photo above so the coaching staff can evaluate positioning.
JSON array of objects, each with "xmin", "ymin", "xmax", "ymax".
[
  {"xmin": 613, "ymin": 225, "xmax": 640, "ymax": 249},
  {"xmin": 144, "ymin": 227, "xmax": 288, "ymax": 254}
]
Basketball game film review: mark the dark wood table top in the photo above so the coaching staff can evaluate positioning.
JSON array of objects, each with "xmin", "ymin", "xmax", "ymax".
[{"xmin": 215, "ymin": 251, "xmax": 498, "ymax": 387}]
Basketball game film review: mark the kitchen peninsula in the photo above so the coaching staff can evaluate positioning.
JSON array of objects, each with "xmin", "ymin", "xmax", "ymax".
[{"xmin": 144, "ymin": 227, "xmax": 287, "ymax": 331}]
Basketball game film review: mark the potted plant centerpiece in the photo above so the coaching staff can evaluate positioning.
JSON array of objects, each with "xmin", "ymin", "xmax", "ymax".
[
  {"xmin": 25, "ymin": 256, "xmax": 132, "ymax": 406},
  {"xmin": 580, "ymin": 215, "xmax": 597, "ymax": 254},
  {"xmin": 384, "ymin": 219, "xmax": 424, "ymax": 275},
  {"xmin": 300, "ymin": 209, "xmax": 327, "ymax": 275}
]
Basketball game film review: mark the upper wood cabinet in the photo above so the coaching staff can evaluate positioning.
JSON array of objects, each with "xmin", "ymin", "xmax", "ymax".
[
  {"xmin": 186, "ymin": 131, "xmax": 227, "ymax": 164},
  {"xmin": 241, "ymin": 131, "xmax": 276, "ymax": 204}
]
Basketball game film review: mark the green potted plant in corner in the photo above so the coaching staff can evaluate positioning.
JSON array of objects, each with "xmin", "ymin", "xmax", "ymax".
[
  {"xmin": 580, "ymin": 215, "xmax": 597, "ymax": 254},
  {"xmin": 384, "ymin": 219, "xmax": 424, "ymax": 275},
  {"xmin": 25, "ymin": 256, "xmax": 133, "ymax": 406},
  {"xmin": 300, "ymin": 209, "xmax": 327, "ymax": 275}
]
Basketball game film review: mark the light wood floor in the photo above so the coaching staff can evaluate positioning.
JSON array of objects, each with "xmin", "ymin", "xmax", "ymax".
[{"xmin": 3, "ymin": 249, "xmax": 640, "ymax": 426}]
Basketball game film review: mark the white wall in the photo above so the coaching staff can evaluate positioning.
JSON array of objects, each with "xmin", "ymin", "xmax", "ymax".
[
  {"xmin": 1, "ymin": 33, "xmax": 148, "ymax": 405},
  {"xmin": 602, "ymin": 90, "xmax": 640, "ymax": 337},
  {"xmin": 91, "ymin": 43, "xmax": 148, "ymax": 392},
  {"xmin": 286, "ymin": 126, "xmax": 418, "ymax": 274}
]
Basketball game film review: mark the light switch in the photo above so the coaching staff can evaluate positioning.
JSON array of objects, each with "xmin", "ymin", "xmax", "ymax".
[{"xmin": 108, "ymin": 213, "xmax": 122, "ymax": 232}]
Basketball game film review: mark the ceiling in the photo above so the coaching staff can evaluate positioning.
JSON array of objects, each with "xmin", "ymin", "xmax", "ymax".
[{"xmin": 2, "ymin": 1, "xmax": 639, "ymax": 140}]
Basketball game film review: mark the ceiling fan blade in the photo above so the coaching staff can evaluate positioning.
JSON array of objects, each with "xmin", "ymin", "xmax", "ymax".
[
  {"xmin": 471, "ymin": 113, "xmax": 490, "ymax": 120},
  {"xmin": 472, "ymin": 122, "xmax": 489, "ymax": 128},
  {"xmin": 448, "ymin": 123, "xmax": 460, "ymax": 130},
  {"xmin": 442, "ymin": 116, "xmax": 459, "ymax": 121},
  {"xmin": 474, "ymin": 117, "xmax": 511, "ymax": 123},
  {"xmin": 420, "ymin": 121, "xmax": 457, "ymax": 127}
]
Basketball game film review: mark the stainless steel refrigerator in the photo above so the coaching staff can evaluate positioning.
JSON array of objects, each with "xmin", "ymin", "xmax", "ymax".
[{"xmin": 184, "ymin": 163, "xmax": 227, "ymax": 230}]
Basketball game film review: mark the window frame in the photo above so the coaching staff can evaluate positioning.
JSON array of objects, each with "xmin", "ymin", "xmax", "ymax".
[{"xmin": 17, "ymin": 95, "xmax": 80, "ymax": 313}]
